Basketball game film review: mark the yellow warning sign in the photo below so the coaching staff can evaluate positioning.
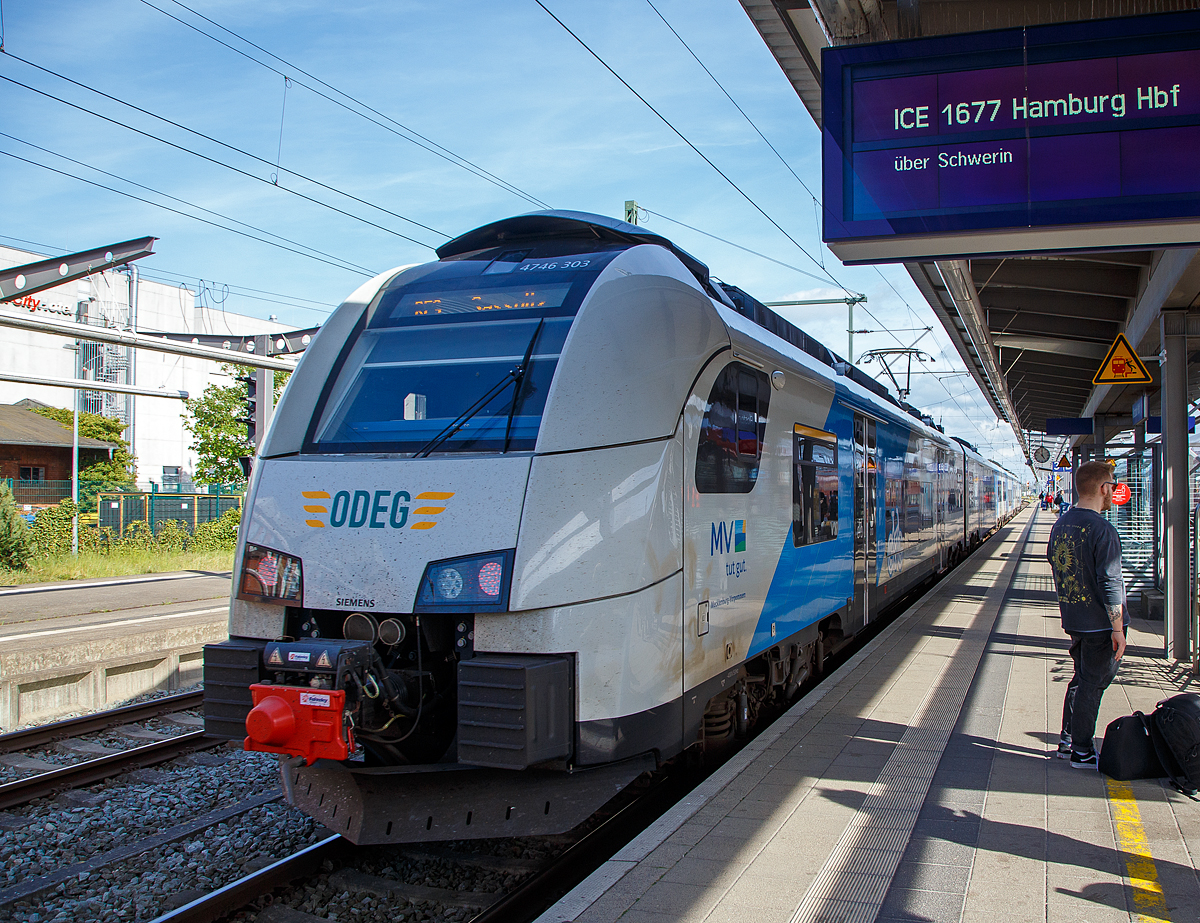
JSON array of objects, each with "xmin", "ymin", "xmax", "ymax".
[{"xmin": 1093, "ymin": 333, "xmax": 1153, "ymax": 385}]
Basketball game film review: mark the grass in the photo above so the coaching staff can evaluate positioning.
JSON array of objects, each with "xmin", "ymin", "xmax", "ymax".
[{"xmin": 0, "ymin": 549, "xmax": 235, "ymax": 585}]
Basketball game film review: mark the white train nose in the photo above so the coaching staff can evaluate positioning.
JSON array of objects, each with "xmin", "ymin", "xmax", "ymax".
[{"xmin": 243, "ymin": 455, "xmax": 532, "ymax": 613}]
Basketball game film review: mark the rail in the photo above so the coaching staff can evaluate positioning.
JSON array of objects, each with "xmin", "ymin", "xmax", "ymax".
[{"xmin": 0, "ymin": 690, "xmax": 204, "ymax": 754}]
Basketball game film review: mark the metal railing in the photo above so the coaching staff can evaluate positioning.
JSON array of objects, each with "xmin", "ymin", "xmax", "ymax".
[
  {"xmin": 97, "ymin": 489, "xmax": 242, "ymax": 536},
  {"xmin": 0, "ymin": 478, "xmax": 73, "ymax": 508}
]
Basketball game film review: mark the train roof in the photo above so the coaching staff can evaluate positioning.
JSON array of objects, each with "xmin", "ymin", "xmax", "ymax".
[
  {"xmin": 436, "ymin": 210, "xmax": 717, "ymax": 298},
  {"xmin": 436, "ymin": 210, "xmax": 982, "ymax": 455}
]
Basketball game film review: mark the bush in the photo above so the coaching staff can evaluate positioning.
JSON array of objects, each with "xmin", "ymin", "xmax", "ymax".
[
  {"xmin": 189, "ymin": 507, "xmax": 241, "ymax": 552},
  {"xmin": 24, "ymin": 501, "xmax": 242, "ymax": 560},
  {"xmin": 120, "ymin": 519, "xmax": 155, "ymax": 551},
  {"xmin": 0, "ymin": 486, "xmax": 33, "ymax": 570},
  {"xmin": 79, "ymin": 526, "xmax": 118, "ymax": 555},
  {"xmin": 30, "ymin": 499, "xmax": 78, "ymax": 557},
  {"xmin": 154, "ymin": 519, "xmax": 190, "ymax": 553}
]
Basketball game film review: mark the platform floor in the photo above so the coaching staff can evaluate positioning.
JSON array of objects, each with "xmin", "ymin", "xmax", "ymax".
[{"xmin": 539, "ymin": 507, "xmax": 1200, "ymax": 923}]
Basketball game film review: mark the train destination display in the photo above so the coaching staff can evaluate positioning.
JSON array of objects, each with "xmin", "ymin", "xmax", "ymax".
[{"xmin": 822, "ymin": 11, "xmax": 1200, "ymax": 262}]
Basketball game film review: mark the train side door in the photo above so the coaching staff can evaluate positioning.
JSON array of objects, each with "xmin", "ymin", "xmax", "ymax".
[
  {"xmin": 935, "ymin": 446, "xmax": 948, "ymax": 569},
  {"xmin": 852, "ymin": 414, "xmax": 877, "ymax": 626}
]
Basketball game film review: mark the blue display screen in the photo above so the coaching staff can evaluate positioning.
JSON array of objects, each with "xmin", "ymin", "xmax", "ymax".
[{"xmin": 823, "ymin": 11, "xmax": 1200, "ymax": 254}]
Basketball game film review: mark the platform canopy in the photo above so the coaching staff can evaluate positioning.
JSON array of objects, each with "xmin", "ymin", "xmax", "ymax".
[{"xmin": 741, "ymin": 0, "xmax": 1200, "ymax": 467}]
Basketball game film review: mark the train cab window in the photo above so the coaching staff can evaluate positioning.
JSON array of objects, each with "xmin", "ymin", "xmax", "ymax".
[
  {"xmin": 793, "ymin": 424, "xmax": 838, "ymax": 546},
  {"xmin": 695, "ymin": 362, "xmax": 770, "ymax": 493}
]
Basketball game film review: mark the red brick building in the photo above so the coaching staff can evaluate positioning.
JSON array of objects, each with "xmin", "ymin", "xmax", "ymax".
[{"xmin": 0, "ymin": 402, "xmax": 114, "ymax": 483}]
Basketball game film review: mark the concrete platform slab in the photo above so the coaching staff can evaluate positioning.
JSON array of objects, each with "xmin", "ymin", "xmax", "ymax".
[{"xmin": 538, "ymin": 508, "xmax": 1200, "ymax": 923}]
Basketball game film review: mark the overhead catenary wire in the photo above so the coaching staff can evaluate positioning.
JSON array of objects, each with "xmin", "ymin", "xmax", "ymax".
[
  {"xmin": 641, "ymin": 207, "xmax": 838, "ymax": 287},
  {"xmin": 0, "ymin": 130, "xmax": 376, "ymax": 275},
  {"xmin": 642, "ymin": 203, "xmax": 996, "ymax": 446},
  {"xmin": 137, "ymin": 0, "xmax": 552, "ymax": 211},
  {"xmin": 643, "ymin": 1, "xmax": 822, "ymax": 215},
  {"xmin": 643, "ymin": 0, "xmax": 942, "ymax": 347},
  {"xmin": 0, "ymin": 148, "xmax": 375, "ymax": 277},
  {"xmin": 535, "ymin": 0, "xmax": 854, "ymax": 298},
  {"xmin": 141, "ymin": 270, "xmax": 335, "ymax": 316},
  {"xmin": 0, "ymin": 58, "xmax": 445, "ymax": 248}
]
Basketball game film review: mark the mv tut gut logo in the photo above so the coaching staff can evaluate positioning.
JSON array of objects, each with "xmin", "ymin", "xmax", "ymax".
[
  {"xmin": 300, "ymin": 489, "xmax": 455, "ymax": 530},
  {"xmin": 711, "ymin": 519, "xmax": 748, "ymax": 578}
]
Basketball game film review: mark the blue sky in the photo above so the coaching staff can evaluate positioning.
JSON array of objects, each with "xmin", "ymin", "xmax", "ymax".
[{"xmin": 0, "ymin": 0, "xmax": 1025, "ymax": 470}]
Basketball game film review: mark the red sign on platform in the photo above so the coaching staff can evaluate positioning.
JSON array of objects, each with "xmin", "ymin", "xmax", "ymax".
[{"xmin": 1111, "ymin": 483, "xmax": 1131, "ymax": 506}]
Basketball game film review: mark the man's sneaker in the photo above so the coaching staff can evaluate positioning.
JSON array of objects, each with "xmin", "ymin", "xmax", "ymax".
[
  {"xmin": 1056, "ymin": 738, "xmax": 1073, "ymax": 759},
  {"xmin": 1070, "ymin": 748, "xmax": 1098, "ymax": 769}
]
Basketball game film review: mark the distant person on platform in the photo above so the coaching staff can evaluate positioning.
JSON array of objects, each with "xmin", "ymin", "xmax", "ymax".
[
  {"xmin": 1047, "ymin": 461, "xmax": 1127, "ymax": 769},
  {"xmin": 1054, "ymin": 490, "xmax": 1065, "ymax": 514}
]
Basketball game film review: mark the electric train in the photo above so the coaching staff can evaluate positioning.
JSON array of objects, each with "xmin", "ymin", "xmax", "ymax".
[{"xmin": 203, "ymin": 211, "xmax": 1019, "ymax": 844}]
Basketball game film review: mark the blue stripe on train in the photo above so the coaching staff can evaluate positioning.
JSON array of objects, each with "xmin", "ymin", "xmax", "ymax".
[{"xmin": 749, "ymin": 395, "xmax": 856, "ymax": 657}]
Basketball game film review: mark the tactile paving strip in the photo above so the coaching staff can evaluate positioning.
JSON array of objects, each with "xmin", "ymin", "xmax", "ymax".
[{"xmin": 789, "ymin": 515, "xmax": 1034, "ymax": 923}]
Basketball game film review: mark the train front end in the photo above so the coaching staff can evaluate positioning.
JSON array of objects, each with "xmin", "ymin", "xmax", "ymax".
[{"xmin": 202, "ymin": 212, "xmax": 724, "ymax": 842}]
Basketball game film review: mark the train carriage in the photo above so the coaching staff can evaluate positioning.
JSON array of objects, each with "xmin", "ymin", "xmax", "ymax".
[{"xmin": 204, "ymin": 211, "xmax": 1019, "ymax": 844}]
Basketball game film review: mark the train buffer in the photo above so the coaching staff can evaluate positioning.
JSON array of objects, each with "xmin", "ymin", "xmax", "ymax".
[{"xmin": 537, "ymin": 506, "xmax": 1200, "ymax": 923}]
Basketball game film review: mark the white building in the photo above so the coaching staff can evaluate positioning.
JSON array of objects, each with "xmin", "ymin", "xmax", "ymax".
[{"xmin": 0, "ymin": 244, "xmax": 290, "ymax": 486}]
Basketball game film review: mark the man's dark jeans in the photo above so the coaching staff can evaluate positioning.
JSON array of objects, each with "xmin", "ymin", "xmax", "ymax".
[{"xmin": 1060, "ymin": 630, "xmax": 1122, "ymax": 752}]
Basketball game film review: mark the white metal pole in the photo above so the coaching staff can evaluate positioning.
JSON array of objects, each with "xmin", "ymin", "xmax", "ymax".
[
  {"xmin": 848, "ymin": 300, "xmax": 854, "ymax": 365},
  {"xmin": 128, "ymin": 264, "xmax": 139, "ymax": 470},
  {"xmin": 72, "ymin": 377, "xmax": 79, "ymax": 556}
]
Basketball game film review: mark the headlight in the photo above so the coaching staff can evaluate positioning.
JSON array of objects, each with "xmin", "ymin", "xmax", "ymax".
[
  {"xmin": 415, "ymin": 550, "xmax": 513, "ymax": 612},
  {"xmin": 239, "ymin": 544, "xmax": 303, "ymax": 606}
]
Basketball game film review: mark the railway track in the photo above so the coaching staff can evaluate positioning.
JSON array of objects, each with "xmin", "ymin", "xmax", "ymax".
[
  {"xmin": 149, "ymin": 771, "xmax": 686, "ymax": 923},
  {"xmin": 0, "ymin": 689, "xmax": 220, "ymax": 810},
  {"xmin": 0, "ymin": 690, "xmax": 203, "ymax": 754}
]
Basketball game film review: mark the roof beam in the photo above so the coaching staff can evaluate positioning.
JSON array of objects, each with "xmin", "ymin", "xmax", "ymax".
[
  {"xmin": 0, "ymin": 372, "xmax": 189, "ymax": 400},
  {"xmin": 994, "ymin": 335, "xmax": 1108, "ymax": 360},
  {"xmin": 985, "ymin": 310, "xmax": 1120, "ymax": 341},
  {"xmin": 0, "ymin": 238, "xmax": 156, "ymax": 303},
  {"xmin": 0, "ymin": 311, "xmax": 295, "ymax": 371},
  {"xmin": 1073, "ymin": 247, "xmax": 1200, "ymax": 443},
  {"xmin": 969, "ymin": 259, "xmax": 1141, "ymax": 298},
  {"xmin": 978, "ymin": 289, "xmax": 1130, "ymax": 321}
]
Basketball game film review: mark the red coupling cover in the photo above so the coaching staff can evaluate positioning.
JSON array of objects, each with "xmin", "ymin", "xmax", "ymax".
[{"xmin": 244, "ymin": 683, "xmax": 353, "ymax": 764}]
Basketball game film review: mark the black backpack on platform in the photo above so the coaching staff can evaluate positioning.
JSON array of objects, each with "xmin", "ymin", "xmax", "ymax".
[
  {"xmin": 1098, "ymin": 711, "xmax": 1164, "ymax": 781},
  {"xmin": 1149, "ymin": 693, "xmax": 1200, "ymax": 797}
]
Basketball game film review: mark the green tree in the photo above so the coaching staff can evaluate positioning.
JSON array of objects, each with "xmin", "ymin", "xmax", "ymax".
[
  {"xmin": 0, "ymin": 485, "xmax": 33, "ymax": 570},
  {"xmin": 32, "ymin": 405, "xmax": 137, "ymax": 509},
  {"xmin": 182, "ymin": 365, "xmax": 289, "ymax": 485}
]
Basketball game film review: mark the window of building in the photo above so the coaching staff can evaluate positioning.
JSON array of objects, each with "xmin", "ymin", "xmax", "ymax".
[
  {"xmin": 19, "ymin": 467, "xmax": 45, "ymax": 482},
  {"xmin": 696, "ymin": 362, "xmax": 770, "ymax": 494},
  {"xmin": 793, "ymin": 424, "xmax": 838, "ymax": 546}
]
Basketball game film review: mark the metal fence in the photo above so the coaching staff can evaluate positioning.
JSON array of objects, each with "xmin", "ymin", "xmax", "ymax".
[
  {"xmin": 0, "ymin": 478, "xmax": 73, "ymax": 509},
  {"xmin": 97, "ymin": 489, "xmax": 243, "ymax": 536}
]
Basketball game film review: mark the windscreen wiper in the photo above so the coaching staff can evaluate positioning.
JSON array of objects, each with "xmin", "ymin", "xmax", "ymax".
[
  {"xmin": 503, "ymin": 319, "xmax": 545, "ymax": 453},
  {"xmin": 413, "ymin": 319, "xmax": 547, "ymax": 459},
  {"xmin": 412, "ymin": 369, "xmax": 519, "ymax": 458}
]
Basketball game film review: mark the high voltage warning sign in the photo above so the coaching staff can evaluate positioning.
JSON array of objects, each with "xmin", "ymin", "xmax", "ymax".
[{"xmin": 1093, "ymin": 333, "xmax": 1153, "ymax": 385}]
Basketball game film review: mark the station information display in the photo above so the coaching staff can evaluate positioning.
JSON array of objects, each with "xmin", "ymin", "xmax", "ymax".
[{"xmin": 822, "ymin": 11, "xmax": 1200, "ymax": 262}]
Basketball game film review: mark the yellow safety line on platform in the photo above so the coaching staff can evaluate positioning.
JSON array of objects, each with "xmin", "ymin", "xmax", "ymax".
[{"xmin": 1107, "ymin": 777, "xmax": 1171, "ymax": 922}]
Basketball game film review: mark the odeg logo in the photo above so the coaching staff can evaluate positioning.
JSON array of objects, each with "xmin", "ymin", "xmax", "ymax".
[{"xmin": 301, "ymin": 490, "xmax": 454, "ymax": 530}]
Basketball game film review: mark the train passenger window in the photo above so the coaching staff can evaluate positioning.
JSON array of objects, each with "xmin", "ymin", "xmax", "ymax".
[
  {"xmin": 695, "ymin": 362, "xmax": 770, "ymax": 493},
  {"xmin": 793, "ymin": 424, "xmax": 838, "ymax": 546}
]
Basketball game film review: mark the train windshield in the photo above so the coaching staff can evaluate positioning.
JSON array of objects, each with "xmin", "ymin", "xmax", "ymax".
[{"xmin": 310, "ymin": 252, "xmax": 616, "ymax": 454}]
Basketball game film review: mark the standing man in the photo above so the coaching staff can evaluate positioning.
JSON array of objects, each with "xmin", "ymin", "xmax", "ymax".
[{"xmin": 1047, "ymin": 460, "xmax": 1128, "ymax": 768}]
